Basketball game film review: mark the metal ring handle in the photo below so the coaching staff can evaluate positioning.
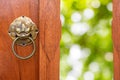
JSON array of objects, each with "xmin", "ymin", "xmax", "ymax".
[{"xmin": 12, "ymin": 37, "xmax": 36, "ymax": 60}]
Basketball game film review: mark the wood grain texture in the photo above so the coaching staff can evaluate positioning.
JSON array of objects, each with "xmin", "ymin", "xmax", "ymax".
[
  {"xmin": 0, "ymin": 0, "xmax": 61, "ymax": 80},
  {"xmin": 39, "ymin": 0, "xmax": 61, "ymax": 61},
  {"xmin": 112, "ymin": 0, "xmax": 120, "ymax": 79},
  {"xmin": 39, "ymin": 0, "xmax": 61, "ymax": 80},
  {"xmin": 0, "ymin": 0, "xmax": 39, "ymax": 80}
]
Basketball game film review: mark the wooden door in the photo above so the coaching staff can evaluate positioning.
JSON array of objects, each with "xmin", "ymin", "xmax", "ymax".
[
  {"xmin": 0, "ymin": 0, "xmax": 61, "ymax": 80},
  {"xmin": 113, "ymin": 0, "xmax": 120, "ymax": 79}
]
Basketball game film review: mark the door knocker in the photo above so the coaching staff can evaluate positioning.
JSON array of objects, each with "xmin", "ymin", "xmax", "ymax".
[{"xmin": 8, "ymin": 16, "xmax": 38, "ymax": 60}]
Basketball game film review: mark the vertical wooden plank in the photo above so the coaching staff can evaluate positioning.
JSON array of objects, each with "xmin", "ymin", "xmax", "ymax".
[
  {"xmin": 113, "ymin": 0, "xmax": 120, "ymax": 79},
  {"xmin": 39, "ymin": 0, "xmax": 61, "ymax": 80},
  {"xmin": 113, "ymin": 48, "xmax": 120, "ymax": 79},
  {"xmin": 0, "ymin": 0, "xmax": 39, "ymax": 80}
]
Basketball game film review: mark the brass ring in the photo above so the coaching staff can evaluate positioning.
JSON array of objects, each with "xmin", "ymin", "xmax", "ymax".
[{"xmin": 12, "ymin": 37, "xmax": 36, "ymax": 60}]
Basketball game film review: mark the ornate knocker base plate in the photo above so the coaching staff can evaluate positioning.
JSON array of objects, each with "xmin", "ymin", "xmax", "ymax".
[{"xmin": 8, "ymin": 16, "xmax": 38, "ymax": 46}]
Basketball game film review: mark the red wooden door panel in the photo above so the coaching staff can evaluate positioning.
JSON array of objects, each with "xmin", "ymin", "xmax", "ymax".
[
  {"xmin": 0, "ymin": 0, "xmax": 39, "ymax": 80},
  {"xmin": 113, "ymin": 0, "xmax": 120, "ymax": 79},
  {"xmin": 39, "ymin": 0, "xmax": 61, "ymax": 80}
]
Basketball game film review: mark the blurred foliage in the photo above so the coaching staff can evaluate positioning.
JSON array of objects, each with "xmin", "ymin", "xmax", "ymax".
[{"xmin": 60, "ymin": 0, "xmax": 113, "ymax": 80}]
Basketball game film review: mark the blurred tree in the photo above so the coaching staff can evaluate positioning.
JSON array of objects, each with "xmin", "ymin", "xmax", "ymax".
[{"xmin": 60, "ymin": 0, "xmax": 113, "ymax": 80}]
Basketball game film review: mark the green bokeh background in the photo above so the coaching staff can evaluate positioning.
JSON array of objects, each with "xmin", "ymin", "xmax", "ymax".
[{"xmin": 60, "ymin": 0, "xmax": 113, "ymax": 80}]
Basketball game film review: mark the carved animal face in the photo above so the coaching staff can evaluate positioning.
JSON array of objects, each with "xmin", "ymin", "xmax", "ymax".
[{"xmin": 8, "ymin": 16, "xmax": 38, "ymax": 40}]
